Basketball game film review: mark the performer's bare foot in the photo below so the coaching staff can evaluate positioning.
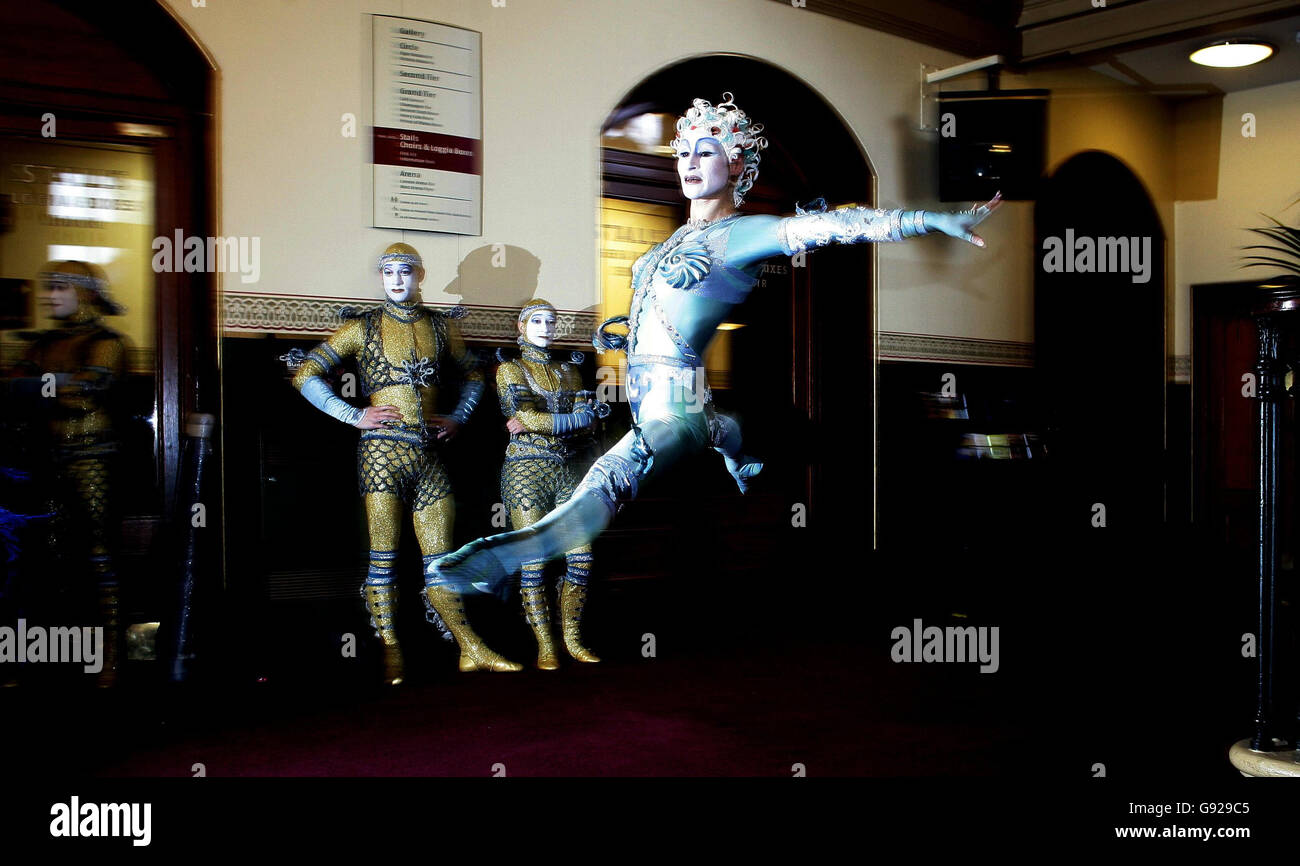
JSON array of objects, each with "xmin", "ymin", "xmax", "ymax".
[{"xmin": 731, "ymin": 459, "xmax": 763, "ymax": 495}]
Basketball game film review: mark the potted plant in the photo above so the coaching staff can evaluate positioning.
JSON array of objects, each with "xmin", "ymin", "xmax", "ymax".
[{"xmin": 1242, "ymin": 200, "xmax": 1300, "ymax": 283}]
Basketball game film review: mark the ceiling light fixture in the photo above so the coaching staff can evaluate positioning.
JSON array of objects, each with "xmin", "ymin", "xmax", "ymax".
[{"xmin": 1189, "ymin": 39, "xmax": 1275, "ymax": 68}]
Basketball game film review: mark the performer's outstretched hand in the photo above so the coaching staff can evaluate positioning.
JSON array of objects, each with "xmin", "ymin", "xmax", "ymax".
[
  {"xmin": 355, "ymin": 405, "xmax": 400, "ymax": 429},
  {"xmin": 925, "ymin": 192, "xmax": 1002, "ymax": 248}
]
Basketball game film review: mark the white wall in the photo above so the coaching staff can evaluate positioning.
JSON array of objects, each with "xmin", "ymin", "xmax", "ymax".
[
  {"xmin": 1175, "ymin": 79, "xmax": 1300, "ymax": 357},
  {"xmin": 163, "ymin": 0, "xmax": 1229, "ymax": 355},
  {"xmin": 163, "ymin": 0, "xmax": 1044, "ymax": 342}
]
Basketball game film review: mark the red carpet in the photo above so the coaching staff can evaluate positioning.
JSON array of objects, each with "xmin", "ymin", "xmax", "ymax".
[{"xmin": 84, "ymin": 638, "xmax": 1029, "ymax": 777}]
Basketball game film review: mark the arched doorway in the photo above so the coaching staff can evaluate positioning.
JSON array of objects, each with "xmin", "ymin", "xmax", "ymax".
[
  {"xmin": 597, "ymin": 55, "xmax": 876, "ymax": 597},
  {"xmin": 1034, "ymin": 150, "xmax": 1167, "ymax": 765},
  {"xmin": 1035, "ymin": 150, "xmax": 1166, "ymax": 535},
  {"xmin": 0, "ymin": 0, "xmax": 216, "ymax": 673}
]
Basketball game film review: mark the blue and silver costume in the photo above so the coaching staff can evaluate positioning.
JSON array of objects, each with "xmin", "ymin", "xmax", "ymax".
[{"xmin": 428, "ymin": 203, "xmax": 935, "ymax": 596}]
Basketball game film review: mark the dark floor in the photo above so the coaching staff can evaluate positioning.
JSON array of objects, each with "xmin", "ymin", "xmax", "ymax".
[{"xmin": 1, "ymin": 523, "xmax": 1257, "ymax": 781}]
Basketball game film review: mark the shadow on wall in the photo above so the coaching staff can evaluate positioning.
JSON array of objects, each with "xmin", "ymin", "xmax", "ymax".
[{"xmin": 440, "ymin": 244, "xmax": 541, "ymax": 309}]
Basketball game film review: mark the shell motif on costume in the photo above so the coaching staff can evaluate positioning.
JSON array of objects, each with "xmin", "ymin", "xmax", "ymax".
[{"xmin": 658, "ymin": 242, "xmax": 712, "ymax": 289}]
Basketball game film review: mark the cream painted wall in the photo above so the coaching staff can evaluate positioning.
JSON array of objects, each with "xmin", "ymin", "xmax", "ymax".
[
  {"xmin": 1175, "ymin": 79, "xmax": 1300, "ymax": 357},
  {"xmin": 999, "ymin": 67, "xmax": 1179, "ymax": 361},
  {"xmin": 161, "ymin": 0, "xmax": 1194, "ymax": 351},
  {"xmin": 161, "ymin": 0, "xmax": 1036, "ymax": 341}
]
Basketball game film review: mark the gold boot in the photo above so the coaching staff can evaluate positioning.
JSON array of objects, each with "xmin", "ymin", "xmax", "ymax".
[
  {"xmin": 521, "ymin": 585, "xmax": 560, "ymax": 670},
  {"xmin": 362, "ymin": 583, "xmax": 405, "ymax": 685},
  {"xmin": 559, "ymin": 581, "xmax": 600, "ymax": 663},
  {"xmin": 424, "ymin": 586, "xmax": 522, "ymax": 672}
]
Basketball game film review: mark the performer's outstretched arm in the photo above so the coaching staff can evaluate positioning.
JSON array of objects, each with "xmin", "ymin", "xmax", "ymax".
[{"xmin": 724, "ymin": 194, "xmax": 1002, "ymax": 270}]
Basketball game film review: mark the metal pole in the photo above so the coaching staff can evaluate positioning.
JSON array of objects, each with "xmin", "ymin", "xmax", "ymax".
[
  {"xmin": 170, "ymin": 412, "xmax": 214, "ymax": 683},
  {"xmin": 1252, "ymin": 316, "xmax": 1280, "ymax": 750}
]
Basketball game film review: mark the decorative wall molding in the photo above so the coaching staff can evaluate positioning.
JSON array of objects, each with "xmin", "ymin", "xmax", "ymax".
[
  {"xmin": 879, "ymin": 333, "xmax": 1192, "ymax": 382},
  {"xmin": 878, "ymin": 334, "xmax": 1192, "ymax": 383},
  {"xmin": 222, "ymin": 292, "xmax": 599, "ymax": 349},
  {"xmin": 878, "ymin": 332, "xmax": 1035, "ymax": 367},
  {"xmin": 222, "ymin": 294, "xmax": 349, "ymax": 335}
]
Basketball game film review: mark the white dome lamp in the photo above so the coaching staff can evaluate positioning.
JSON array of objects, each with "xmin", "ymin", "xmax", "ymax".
[{"xmin": 1189, "ymin": 39, "xmax": 1276, "ymax": 68}]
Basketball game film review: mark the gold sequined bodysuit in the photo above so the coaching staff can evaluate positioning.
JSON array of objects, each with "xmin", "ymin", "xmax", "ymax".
[
  {"xmin": 496, "ymin": 340, "xmax": 600, "ymax": 666},
  {"xmin": 498, "ymin": 341, "xmax": 595, "ymax": 515},
  {"xmin": 18, "ymin": 311, "xmax": 126, "ymax": 553},
  {"xmin": 294, "ymin": 301, "xmax": 482, "ymax": 510},
  {"xmin": 12, "ymin": 308, "xmax": 127, "ymax": 684},
  {"xmin": 292, "ymin": 298, "xmax": 520, "ymax": 676}
]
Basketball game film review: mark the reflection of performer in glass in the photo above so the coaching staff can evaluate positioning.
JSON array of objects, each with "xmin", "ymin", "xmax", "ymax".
[
  {"xmin": 291, "ymin": 243, "xmax": 521, "ymax": 682},
  {"xmin": 430, "ymin": 93, "xmax": 1001, "ymax": 596},
  {"xmin": 498, "ymin": 299, "xmax": 607, "ymax": 668},
  {"xmin": 10, "ymin": 261, "xmax": 128, "ymax": 686}
]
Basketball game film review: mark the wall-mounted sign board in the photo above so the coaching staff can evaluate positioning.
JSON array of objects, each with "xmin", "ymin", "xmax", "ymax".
[{"xmin": 372, "ymin": 15, "xmax": 481, "ymax": 235}]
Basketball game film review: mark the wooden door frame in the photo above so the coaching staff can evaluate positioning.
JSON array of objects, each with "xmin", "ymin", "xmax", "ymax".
[{"xmin": 0, "ymin": 0, "xmax": 217, "ymax": 581}]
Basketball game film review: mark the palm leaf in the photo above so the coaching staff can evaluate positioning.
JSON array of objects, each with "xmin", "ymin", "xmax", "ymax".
[
  {"xmin": 1239, "ymin": 213, "xmax": 1300, "ymax": 277},
  {"xmin": 1248, "ymin": 226, "xmax": 1300, "ymax": 255},
  {"xmin": 1242, "ymin": 244, "xmax": 1300, "ymax": 258},
  {"xmin": 1241, "ymin": 256, "xmax": 1300, "ymax": 271},
  {"xmin": 1246, "ymin": 227, "xmax": 1300, "ymax": 250}
]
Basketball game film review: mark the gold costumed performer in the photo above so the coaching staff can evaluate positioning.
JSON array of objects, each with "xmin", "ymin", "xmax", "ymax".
[
  {"xmin": 10, "ymin": 261, "xmax": 128, "ymax": 687},
  {"xmin": 291, "ymin": 243, "xmax": 521, "ymax": 682},
  {"xmin": 498, "ymin": 299, "xmax": 610, "ymax": 668}
]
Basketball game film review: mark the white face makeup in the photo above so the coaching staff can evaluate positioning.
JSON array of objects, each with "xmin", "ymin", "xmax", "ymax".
[
  {"xmin": 43, "ymin": 277, "xmax": 81, "ymax": 319},
  {"xmin": 676, "ymin": 130, "xmax": 734, "ymax": 202},
  {"xmin": 520, "ymin": 309, "xmax": 557, "ymax": 348},
  {"xmin": 382, "ymin": 262, "xmax": 420, "ymax": 303}
]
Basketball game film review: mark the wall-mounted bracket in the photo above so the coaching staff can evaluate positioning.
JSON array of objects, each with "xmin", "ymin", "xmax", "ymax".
[{"xmin": 919, "ymin": 54, "xmax": 1005, "ymax": 131}]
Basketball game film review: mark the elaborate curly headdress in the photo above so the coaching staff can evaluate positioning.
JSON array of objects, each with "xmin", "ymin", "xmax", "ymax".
[{"xmin": 670, "ymin": 92, "xmax": 768, "ymax": 207}]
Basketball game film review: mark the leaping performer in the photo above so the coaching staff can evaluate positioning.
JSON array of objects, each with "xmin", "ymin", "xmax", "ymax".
[{"xmin": 429, "ymin": 93, "xmax": 1000, "ymax": 599}]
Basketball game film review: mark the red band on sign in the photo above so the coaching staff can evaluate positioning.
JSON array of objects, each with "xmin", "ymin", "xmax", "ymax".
[{"xmin": 373, "ymin": 127, "xmax": 482, "ymax": 175}]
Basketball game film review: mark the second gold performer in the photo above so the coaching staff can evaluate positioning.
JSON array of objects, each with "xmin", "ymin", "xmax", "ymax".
[{"xmin": 498, "ymin": 299, "xmax": 608, "ymax": 669}]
